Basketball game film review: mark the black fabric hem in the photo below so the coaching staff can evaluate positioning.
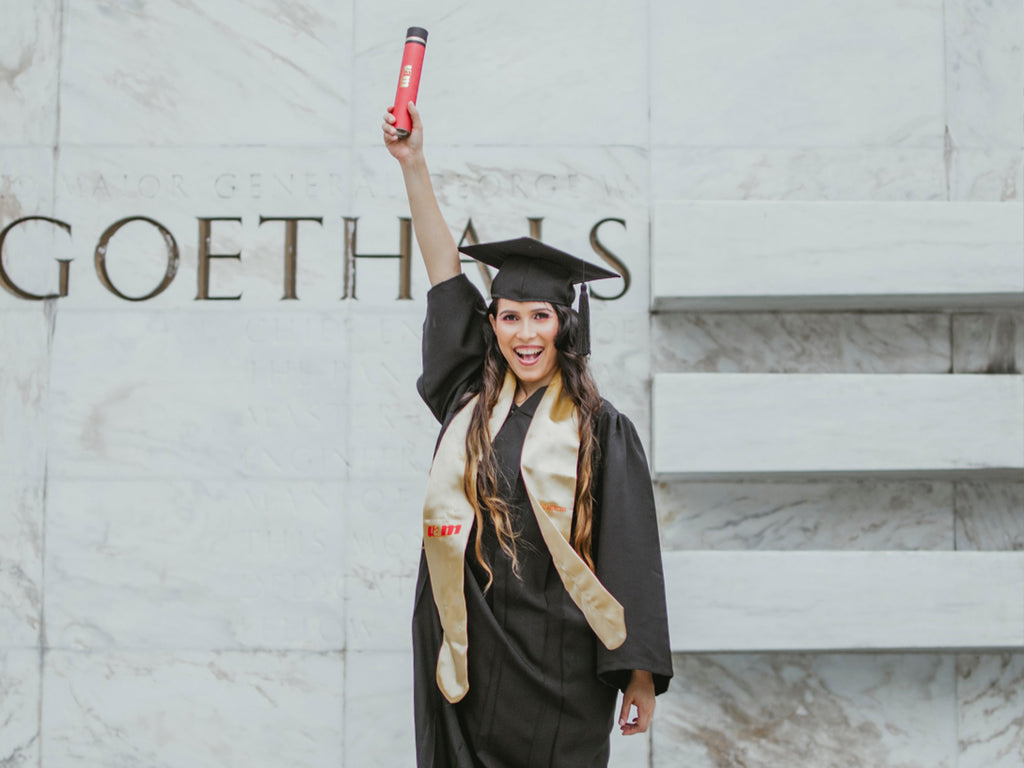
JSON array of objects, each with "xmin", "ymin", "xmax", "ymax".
[{"xmin": 596, "ymin": 665, "xmax": 673, "ymax": 696}]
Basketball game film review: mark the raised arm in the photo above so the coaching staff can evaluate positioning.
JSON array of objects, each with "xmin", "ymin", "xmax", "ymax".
[{"xmin": 383, "ymin": 102, "xmax": 461, "ymax": 285}]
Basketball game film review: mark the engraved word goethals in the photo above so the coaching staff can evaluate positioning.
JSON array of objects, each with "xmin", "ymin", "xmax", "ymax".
[{"xmin": 0, "ymin": 215, "xmax": 631, "ymax": 302}]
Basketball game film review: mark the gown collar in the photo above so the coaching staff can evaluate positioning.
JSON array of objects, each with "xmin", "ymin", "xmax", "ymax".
[{"xmin": 511, "ymin": 385, "xmax": 548, "ymax": 416}]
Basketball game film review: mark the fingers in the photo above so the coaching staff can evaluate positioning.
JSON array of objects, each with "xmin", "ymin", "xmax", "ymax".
[
  {"xmin": 381, "ymin": 102, "xmax": 422, "ymax": 154},
  {"xmin": 382, "ymin": 108, "xmax": 399, "ymax": 142},
  {"xmin": 618, "ymin": 692, "xmax": 655, "ymax": 736},
  {"xmin": 619, "ymin": 702, "xmax": 641, "ymax": 735},
  {"xmin": 618, "ymin": 692, "xmax": 641, "ymax": 735},
  {"xmin": 381, "ymin": 103, "xmax": 416, "ymax": 141},
  {"xmin": 618, "ymin": 693, "xmax": 632, "ymax": 730}
]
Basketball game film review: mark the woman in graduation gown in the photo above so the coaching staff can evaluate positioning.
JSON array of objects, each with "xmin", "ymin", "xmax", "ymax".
[{"xmin": 383, "ymin": 102, "xmax": 673, "ymax": 768}]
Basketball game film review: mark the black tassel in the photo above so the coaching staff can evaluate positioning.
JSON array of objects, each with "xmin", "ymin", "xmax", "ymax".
[{"xmin": 577, "ymin": 284, "xmax": 591, "ymax": 356}]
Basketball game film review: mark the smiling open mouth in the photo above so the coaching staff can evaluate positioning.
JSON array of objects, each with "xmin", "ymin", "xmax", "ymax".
[{"xmin": 515, "ymin": 347, "xmax": 543, "ymax": 363}]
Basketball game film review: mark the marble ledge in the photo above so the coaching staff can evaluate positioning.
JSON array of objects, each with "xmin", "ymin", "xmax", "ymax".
[
  {"xmin": 652, "ymin": 373, "xmax": 1024, "ymax": 479},
  {"xmin": 652, "ymin": 201, "xmax": 1024, "ymax": 312},
  {"xmin": 665, "ymin": 551, "xmax": 1024, "ymax": 653}
]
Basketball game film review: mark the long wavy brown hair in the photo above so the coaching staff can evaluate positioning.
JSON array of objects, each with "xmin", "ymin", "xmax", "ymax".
[{"xmin": 463, "ymin": 301, "xmax": 603, "ymax": 591}]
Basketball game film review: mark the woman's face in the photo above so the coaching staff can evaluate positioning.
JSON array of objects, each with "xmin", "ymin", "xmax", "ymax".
[{"xmin": 489, "ymin": 298, "xmax": 560, "ymax": 393}]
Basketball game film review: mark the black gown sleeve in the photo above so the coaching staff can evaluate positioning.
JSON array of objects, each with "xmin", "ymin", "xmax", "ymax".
[
  {"xmin": 416, "ymin": 274, "xmax": 489, "ymax": 423},
  {"xmin": 592, "ymin": 403, "xmax": 673, "ymax": 695}
]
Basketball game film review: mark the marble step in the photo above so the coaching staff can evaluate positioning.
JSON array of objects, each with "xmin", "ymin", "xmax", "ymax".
[
  {"xmin": 652, "ymin": 201, "xmax": 1024, "ymax": 310},
  {"xmin": 651, "ymin": 373, "xmax": 1024, "ymax": 479},
  {"xmin": 664, "ymin": 550, "xmax": 1024, "ymax": 652}
]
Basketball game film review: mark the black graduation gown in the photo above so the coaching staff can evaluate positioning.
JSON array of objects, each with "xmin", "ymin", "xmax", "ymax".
[{"xmin": 413, "ymin": 274, "xmax": 672, "ymax": 768}]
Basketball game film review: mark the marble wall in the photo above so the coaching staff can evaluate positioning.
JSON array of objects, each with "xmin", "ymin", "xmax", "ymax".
[{"xmin": 0, "ymin": 1, "xmax": 1021, "ymax": 767}]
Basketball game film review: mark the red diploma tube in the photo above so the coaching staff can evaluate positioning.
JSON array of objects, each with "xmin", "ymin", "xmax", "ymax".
[{"xmin": 392, "ymin": 27, "xmax": 428, "ymax": 137}]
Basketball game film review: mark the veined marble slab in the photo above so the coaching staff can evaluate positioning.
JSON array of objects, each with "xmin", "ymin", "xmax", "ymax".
[
  {"xmin": 0, "ymin": 478, "xmax": 44, "ymax": 647},
  {"xmin": 0, "ymin": 1, "xmax": 60, "ymax": 145},
  {"xmin": 589, "ymin": 312, "xmax": 652, "ymax": 441},
  {"xmin": 0, "ymin": 308, "xmax": 51, "ymax": 478},
  {"xmin": 48, "ymin": 310, "xmax": 350, "ymax": 480},
  {"xmin": 655, "ymin": 653, "xmax": 956, "ymax": 768},
  {"xmin": 344, "ymin": 651, "xmax": 415, "ymax": 767},
  {"xmin": 950, "ymin": 149, "xmax": 1024, "ymax": 202},
  {"xmin": 650, "ymin": 147, "xmax": 948, "ymax": 202},
  {"xmin": 650, "ymin": 0, "xmax": 945, "ymax": 148},
  {"xmin": 655, "ymin": 479, "xmax": 954, "ymax": 551},
  {"xmin": 45, "ymin": 480, "xmax": 345, "ymax": 651},
  {"xmin": 43, "ymin": 650, "xmax": 344, "ymax": 768},
  {"xmin": 348, "ymin": 310, "xmax": 444, "ymax": 477},
  {"xmin": 665, "ymin": 551, "xmax": 1024, "ymax": 652},
  {"xmin": 944, "ymin": 0, "xmax": 1024, "ymax": 150},
  {"xmin": 953, "ymin": 312, "xmax": 1024, "ymax": 374},
  {"xmin": 652, "ymin": 201, "xmax": 1024, "ymax": 310},
  {"xmin": 345, "ymin": 477, "xmax": 424, "ymax": 653},
  {"xmin": 59, "ymin": 0, "xmax": 351, "ymax": 145},
  {"xmin": 346, "ymin": 573, "xmax": 416, "ymax": 653},
  {"xmin": 0, "ymin": 649, "xmax": 39, "ymax": 767},
  {"xmin": 354, "ymin": 1, "xmax": 648, "ymax": 146},
  {"xmin": 652, "ymin": 312, "xmax": 950, "ymax": 374},
  {"xmin": 652, "ymin": 373, "xmax": 1024, "ymax": 478},
  {"xmin": 955, "ymin": 481, "xmax": 1024, "ymax": 552},
  {"xmin": 957, "ymin": 653, "xmax": 1024, "ymax": 768}
]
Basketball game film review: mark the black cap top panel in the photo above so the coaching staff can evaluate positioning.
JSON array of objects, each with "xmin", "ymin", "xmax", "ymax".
[{"xmin": 458, "ymin": 237, "xmax": 619, "ymax": 305}]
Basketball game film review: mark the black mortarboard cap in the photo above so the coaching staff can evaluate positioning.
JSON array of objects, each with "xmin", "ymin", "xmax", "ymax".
[{"xmin": 458, "ymin": 237, "xmax": 620, "ymax": 355}]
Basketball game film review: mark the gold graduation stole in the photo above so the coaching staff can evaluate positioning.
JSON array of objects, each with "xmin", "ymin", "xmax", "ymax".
[{"xmin": 421, "ymin": 370, "xmax": 626, "ymax": 704}]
